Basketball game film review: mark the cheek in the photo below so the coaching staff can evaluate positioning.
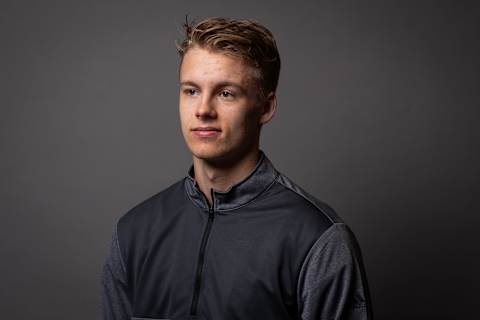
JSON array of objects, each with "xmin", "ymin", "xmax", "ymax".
[
  {"xmin": 179, "ymin": 103, "xmax": 190, "ymax": 124},
  {"xmin": 226, "ymin": 108, "xmax": 259, "ymax": 134},
  {"xmin": 179, "ymin": 108, "xmax": 192, "ymax": 137}
]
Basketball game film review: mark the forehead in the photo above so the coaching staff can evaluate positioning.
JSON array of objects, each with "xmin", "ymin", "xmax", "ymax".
[{"xmin": 179, "ymin": 47, "xmax": 258, "ymax": 85}]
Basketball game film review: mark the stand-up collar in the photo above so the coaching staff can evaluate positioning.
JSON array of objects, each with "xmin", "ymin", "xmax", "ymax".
[{"xmin": 184, "ymin": 150, "xmax": 279, "ymax": 212}]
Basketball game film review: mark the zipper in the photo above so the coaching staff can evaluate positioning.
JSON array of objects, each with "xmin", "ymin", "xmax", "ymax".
[{"xmin": 190, "ymin": 188, "xmax": 215, "ymax": 316}]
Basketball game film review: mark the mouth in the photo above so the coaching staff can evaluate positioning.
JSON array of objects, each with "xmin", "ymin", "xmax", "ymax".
[{"xmin": 191, "ymin": 127, "xmax": 221, "ymax": 137}]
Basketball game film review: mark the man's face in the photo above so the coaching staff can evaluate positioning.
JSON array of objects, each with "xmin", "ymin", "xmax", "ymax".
[{"xmin": 179, "ymin": 47, "xmax": 272, "ymax": 164}]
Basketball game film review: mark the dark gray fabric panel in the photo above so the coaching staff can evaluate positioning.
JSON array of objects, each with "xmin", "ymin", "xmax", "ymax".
[{"xmin": 276, "ymin": 172, "xmax": 343, "ymax": 224}]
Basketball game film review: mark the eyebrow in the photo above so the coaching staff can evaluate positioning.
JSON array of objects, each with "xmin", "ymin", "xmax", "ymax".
[{"xmin": 180, "ymin": 81, "xmax": 247, "ymax": 94}]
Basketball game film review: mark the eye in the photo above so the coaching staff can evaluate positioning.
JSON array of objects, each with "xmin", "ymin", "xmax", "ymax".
[
  {"xmin": 219, "ymin": 90, "xmax": 234, "ymax": 99},
  {"xmin": 184, "ymin": 88, "xmax": 198, "ymax": 96}
]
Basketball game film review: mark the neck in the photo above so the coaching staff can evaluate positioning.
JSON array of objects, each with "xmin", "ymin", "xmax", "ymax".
[{"xmin": 192, "ymin": 148, "xmax": 261, "ymax": 207}]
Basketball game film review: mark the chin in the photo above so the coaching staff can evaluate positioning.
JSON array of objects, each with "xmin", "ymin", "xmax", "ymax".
[{"xmin": 189, "ymin": 143, "xmax": 228, "ymax": 161}]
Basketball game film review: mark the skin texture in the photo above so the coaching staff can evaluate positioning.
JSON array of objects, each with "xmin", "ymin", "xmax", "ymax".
[{"xmin": 179, "ymin": 47, "xmax": 277, "ymax": 205}]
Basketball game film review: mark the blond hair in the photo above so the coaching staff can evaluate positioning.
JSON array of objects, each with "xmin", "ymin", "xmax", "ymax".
[{"xmin": 176, "ymin": 17, "xmax": 281, "ymax": 96}]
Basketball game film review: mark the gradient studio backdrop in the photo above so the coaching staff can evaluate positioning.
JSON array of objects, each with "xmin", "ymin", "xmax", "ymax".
[{"xmin": 1, "ymin": 1, "xmax": 479, "ymax": 319}]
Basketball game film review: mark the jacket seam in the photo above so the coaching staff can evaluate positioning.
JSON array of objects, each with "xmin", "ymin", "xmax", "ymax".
[
  {"xmin": 295, "ymin": 223, "xmax": 345, "ymax": 307},
  {"xmin": 275, "ymin": 173, "xmax": 335, "ymax": 224},
  {"xmin": 216, "ymin": 171, "xmax": 280, "ymax": 213},
  {"xmin": 184, "ymin": 178, "xmax": 210, "ymax": 212},
  {"xmin": 184, "ymin": 173, "xmax": 280, "ymax": 213},
  {"xmin": 296, "ymin": 223, "xmax": 369, "ymax": 313}
]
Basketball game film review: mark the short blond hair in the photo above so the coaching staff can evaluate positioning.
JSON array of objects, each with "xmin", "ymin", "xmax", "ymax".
[{"xmin": 176, "ymin": 17, "xmax": 281, "ymax": 96}]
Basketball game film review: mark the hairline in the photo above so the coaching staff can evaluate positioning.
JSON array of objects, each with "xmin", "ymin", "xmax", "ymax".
[{"xmin": 179, "ymin": 45, "xmax": 268, "ymax": 101}]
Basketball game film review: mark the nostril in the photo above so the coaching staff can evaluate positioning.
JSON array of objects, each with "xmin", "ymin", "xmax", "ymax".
[{"xmin": 196, "ymin": 107, "xmax": 217, "ymax": 118}]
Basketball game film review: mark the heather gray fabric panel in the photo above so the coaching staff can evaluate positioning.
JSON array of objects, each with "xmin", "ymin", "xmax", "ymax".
[
  {"xmin": 297, "ymin": 223, "xmax": 371, "ymax": 320},
  {"xmin": 101, "ymin": 224, "xmax": 132, "ymax": 320}
]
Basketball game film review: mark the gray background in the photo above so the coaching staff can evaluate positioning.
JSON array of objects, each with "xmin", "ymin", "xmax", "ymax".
[{"xmin": 1, "ymin": 1, "xmax": 479, "ymax": 319}]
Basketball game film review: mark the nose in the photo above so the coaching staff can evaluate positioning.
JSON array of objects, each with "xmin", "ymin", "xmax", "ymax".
[{"xmin": 195, "ymin": 95, "xmax": 217, "ymax": 119}]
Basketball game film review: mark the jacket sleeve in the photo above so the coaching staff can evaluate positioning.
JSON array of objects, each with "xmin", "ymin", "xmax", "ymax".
[
  {"xmin": 101, "ymin": 223, "xmax": 132, "ymax": 320},
  {"xmin": 297, "ymin": 223, "xmax": 373, "ymax": 320}
]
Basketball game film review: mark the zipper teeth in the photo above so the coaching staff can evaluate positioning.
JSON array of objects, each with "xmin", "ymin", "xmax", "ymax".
[{"xmin": 190, "ymin": 188, "xmax": 215, "ymax": 316}]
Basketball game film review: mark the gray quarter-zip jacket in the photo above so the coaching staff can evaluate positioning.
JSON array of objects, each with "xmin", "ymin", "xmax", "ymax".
[{"xmin": 101, "ymin": 150, "xmax": 373, "ymax": 320}]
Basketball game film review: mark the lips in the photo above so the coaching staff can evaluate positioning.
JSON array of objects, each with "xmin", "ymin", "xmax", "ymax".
[
  {"xmin": 191, "ymin": 127, "xmax": 221, "ymax": 137},
  {"xmin": 192, "ymin": 127, "xmax": 221, "ymax": 131}
]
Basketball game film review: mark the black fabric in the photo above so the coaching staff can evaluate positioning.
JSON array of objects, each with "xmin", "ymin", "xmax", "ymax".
[{"xmin": 101, "ymin": 150, "xmax": 372, "ymax": 319}]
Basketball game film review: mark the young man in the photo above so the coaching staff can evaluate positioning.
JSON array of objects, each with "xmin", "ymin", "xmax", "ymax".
[{"xmin": 101, "ymin": 17, "xmax": 373, "ymax": 320}]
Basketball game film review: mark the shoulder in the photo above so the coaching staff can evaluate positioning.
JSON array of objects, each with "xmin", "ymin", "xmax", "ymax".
[
  {"xmin": 117, "ymin": 178, "xmax": 185, "ymax": 228},
  {"xmin": 272, "ymin": 171, "xmax": 344, "ymax": 225},
  {"xmin": 113, "ymin": 177, "xmax": 186, "ymax": 266},
  {"xmin": 115, "ymin": 177, "xmax": 186, "ymax": 252},
  {"xmin": 268, "ymin": 172, "xmax": 365, "ymax": 266},
  {"xmin": 303, "ymin": 223, "xmax": 362, "ymax": 260}
]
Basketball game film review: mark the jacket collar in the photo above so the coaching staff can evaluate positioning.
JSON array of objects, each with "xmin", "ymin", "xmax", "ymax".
[{"xmin": 184, "ymin": 150, "xmax": 279, "ymax": 212}]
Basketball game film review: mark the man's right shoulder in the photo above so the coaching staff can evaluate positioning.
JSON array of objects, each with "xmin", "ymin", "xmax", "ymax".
[{"xmin": 116, "ymin": 177, "xmax": 186, "ymax": 231}]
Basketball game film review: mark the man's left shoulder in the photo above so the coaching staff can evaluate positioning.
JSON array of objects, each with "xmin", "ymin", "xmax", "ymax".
[{"xmin": 271, "ymin": 171, "xmax": 344, "ymax": 233}]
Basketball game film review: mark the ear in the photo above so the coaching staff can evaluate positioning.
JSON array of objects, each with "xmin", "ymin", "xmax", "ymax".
[{"xmin": 259, "ymin": 92, "xmax": 277, "ymax": 125}]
